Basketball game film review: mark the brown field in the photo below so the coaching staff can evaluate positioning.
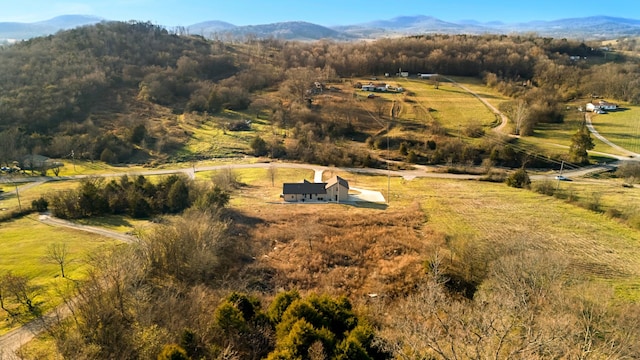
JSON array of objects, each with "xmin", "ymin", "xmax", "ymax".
[{"xmin": 225, "ymin": 168, "xmax": 640, "ymax": 302}]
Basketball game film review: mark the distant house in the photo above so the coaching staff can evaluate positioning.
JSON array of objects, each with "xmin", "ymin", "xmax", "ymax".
[
  {"xmin": 361, "ymin": 83, "xmax": 389, "ymax": 92},
  {"xmin": 586, "ymin": 100, "xmax": 618, "ymax": 112},
  {"xmin": 418, "ymin": 73, "xmax": 438, "ymax": 79},
  {"xmin": 282, "ymin": 176, "xmax": 349, "ymax": 203}
]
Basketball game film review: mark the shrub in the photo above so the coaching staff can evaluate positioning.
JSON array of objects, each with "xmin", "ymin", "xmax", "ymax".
[
  {"xmin": 533, "ymin": 180, "xmax": 556, "ymax": 196},
  {"xmin": 251, "ymin": 136, "xmax": 268, "ymax": 156},
  {"xmin": 31, "ymin": 197, "xmax": 49, "ymax": 212},
  {"xmin": 268, "ymin": 290, "xmax": 301, "ymax": 324},
  {"xmin": 157, "ymin": 344, "xmax": 189, "ymax": 360},
  {"xmin": 506, "ymin": 168, "xmax": 530, "ymax": 188}
]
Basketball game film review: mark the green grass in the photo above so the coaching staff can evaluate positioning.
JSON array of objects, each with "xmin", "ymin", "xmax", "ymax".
[
  {"xmin": 0, "ymin": 216, "xmax": 118, "ymax": 335},
  {"xmin": 0, "ymin": 180, "xmax": 81, "ymax": 214},
  {"xmin": 446, "ymin": 75, "xmax": 512, "ymax": 113},
  {"xmin": 506, "ymin": 106, "xmax": 628, "ymax": 161},
  {"xmin": 590, "ymin": 105, "xmax": 640, "ymax": 154},
  {"xmin": 178, "ymin": 111, "xmax": 266, "ymax": 158},
  {"xmin": 74, "ymin": 215, "xmax": 150, "ymax": 234},
  {"xmin": 395, "ymin": 78, "xmax": 497, "ymax": 130}
]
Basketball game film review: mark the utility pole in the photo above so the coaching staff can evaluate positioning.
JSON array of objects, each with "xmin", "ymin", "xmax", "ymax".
[
  {"xmin": 71, "ymin": 150, "xmax": 76, "ymax": 172},
  {"xmin": 556, "ymin": 160, "xmax": 564, "ymax": 191},
  {"xmin": 387, "ymin": 121, "xmax": 390, "ymax": 205}
]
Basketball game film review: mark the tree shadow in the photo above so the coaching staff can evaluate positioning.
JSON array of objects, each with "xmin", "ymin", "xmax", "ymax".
[{"xmin": 351, "ymin": 201, "xmax": 388, "ymax": 210}]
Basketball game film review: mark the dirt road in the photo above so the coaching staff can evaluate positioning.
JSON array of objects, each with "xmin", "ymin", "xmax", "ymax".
[{"xmin": 443, "ymin": 76, "xmax": 511, "ymax": 133}]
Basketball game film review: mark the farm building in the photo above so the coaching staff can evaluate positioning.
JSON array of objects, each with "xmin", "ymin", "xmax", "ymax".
[
  {"xmin": 418, "ymin": 73, "xmax": 438, "ymax": 79},
  {"xmin": 361, "ymin": 83, "xmax": 390, "ymax": 92},
  {"xmin": 586, "ymin": 100, "xmax": 618, "ymax": 112},
  {"xmin": 281, "ymin": 176, "xmax": 349, "ymax": 202}
]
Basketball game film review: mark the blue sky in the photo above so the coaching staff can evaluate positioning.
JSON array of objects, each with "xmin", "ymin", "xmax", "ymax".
[{"xmin": 2, "ymin": 0, "xmax": 640, "ymax": 26}]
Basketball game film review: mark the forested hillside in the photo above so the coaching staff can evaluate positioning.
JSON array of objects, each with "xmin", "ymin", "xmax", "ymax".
[{"xmin": 1, "ymin": 21, "xmax": 639, "ymax": 168}]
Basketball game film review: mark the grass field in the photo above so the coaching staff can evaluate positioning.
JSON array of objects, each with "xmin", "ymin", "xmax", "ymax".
[
  {"xmin": 446, "ymin": 75, "xmax": 512, "ymax": 114},
  {"xmin": 229, "ymin": 169, "xmax": 640, "ymax": 302},
  {"xmin": 590, "ymin": 105, "xmax": 640, "ymax": 154},
  {"xmin": 393, "ymin": 78, "xmax": 497, "ymax": 130},
  {"xmin": 0, "ymin": 216, "xmax": 118, "ymax": 335}
]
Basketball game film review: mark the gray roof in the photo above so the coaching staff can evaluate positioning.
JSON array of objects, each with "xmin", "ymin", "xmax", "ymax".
[
  {"xmin": 326, "ymin": 176, "xmax": 349, "ymax": 189},
  {"xmin": 283, "ymin": 181, "xmax": 327, "ymax": 195}
]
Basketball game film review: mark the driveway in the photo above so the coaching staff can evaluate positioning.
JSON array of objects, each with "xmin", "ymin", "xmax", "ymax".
[
  {"xmin": 585, "ymin": 112, "xmax": 640, "ymax": 159},
  {"xmin": 348, "ymin": 187, "xmax": 386, "ymax": 203}
]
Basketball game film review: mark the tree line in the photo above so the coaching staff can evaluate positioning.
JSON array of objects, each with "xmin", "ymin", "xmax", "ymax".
[{"xmin": 48, "ymin": 174, "xmax": 229, "ymax": 219}]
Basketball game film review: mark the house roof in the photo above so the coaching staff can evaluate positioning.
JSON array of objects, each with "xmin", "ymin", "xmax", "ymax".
[
  {"xmin": 325, "ymin": 175, "xmax": 349, "ymax": 189},
  {"xmin": 283, "ymin": 181, "xmax": 327, "ymax": 195}
]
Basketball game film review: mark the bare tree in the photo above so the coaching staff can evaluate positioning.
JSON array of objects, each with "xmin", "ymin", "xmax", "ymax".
[
  {"xmin": 512, "ymin": 99, "xmax": 529, "ymax": 136},
  {"xmin": 0, "ymin": 272, "xmax": 39, "ymax": 314},
  {"xmin": 46, "ymin": 243, "xmax": 70, "ymax": 278}
]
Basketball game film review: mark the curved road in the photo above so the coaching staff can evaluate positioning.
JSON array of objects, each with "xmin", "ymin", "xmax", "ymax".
[
  {"xmin": 443, "ymin": 76, "xmax": 510, "ymax": 133},
  {"xmin": 585, "ymin": 112, "xmax": 640, "ymax": 159}
]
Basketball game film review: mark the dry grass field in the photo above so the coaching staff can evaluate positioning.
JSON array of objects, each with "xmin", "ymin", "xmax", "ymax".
[{"xmin": 226, "ymin": 168, "xmax": 640, "ymax": 303}]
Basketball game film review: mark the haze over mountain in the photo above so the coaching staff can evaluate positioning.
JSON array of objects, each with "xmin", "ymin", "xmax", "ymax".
[
  {"xmin": 0, "ymin": 15, "xmax": 102, "ymax": 42},
  {"xmin": 1, "ymin": 14, "xmax": 640, "ymax": 42}
]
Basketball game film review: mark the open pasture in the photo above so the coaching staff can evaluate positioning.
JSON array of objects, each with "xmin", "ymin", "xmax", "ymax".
[{"xmin": 0, "ymin": 217, "xmax": 117, "ymax": 334}]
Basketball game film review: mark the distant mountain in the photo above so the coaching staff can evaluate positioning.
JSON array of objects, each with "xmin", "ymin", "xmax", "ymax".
[
  {"xmin": 502, "ymin": 16, "xmax": 640, "ymax": 38},
  {"xmin": 0, "ymin": 15, "xmax": 102, "ymax": 41},
  {"xmin": 35, "ymin": 15, "xmax": 103, "ymax": 29},
  {"xmin": 336, "ymin": 15, "xmax": 489, "ymax": 38},
  {"xmin": 211, "ymin": 21, "xmax": 353, "ymax": 41},
  {"xmin": 187, "ymin": 20, "xmax": 236, "ymax": 36},
  {"xmin": 1, "ymin": 14, "xmax": 639, "ymax": 43},
  {"xmin": 338, "ymin": 15, "xmax": 640, "ymax": 40}
]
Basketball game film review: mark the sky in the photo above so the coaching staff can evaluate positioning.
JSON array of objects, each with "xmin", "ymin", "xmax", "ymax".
[{"xmin": 2, "ymin": 0, "xmax": 640, "ymax": 26}]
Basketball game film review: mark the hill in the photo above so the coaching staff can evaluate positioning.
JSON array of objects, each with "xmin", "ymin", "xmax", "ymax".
[
  {"xmin": 187, "ymin": 20, "xmax": 236, "ymax": 35},
  {"xmin": 211, "ymin": 21, "xmax": 353, "ymax": 40},
  {"xmin": 1, "ymin": 20, "xmax": 639, "ymax": 173}
]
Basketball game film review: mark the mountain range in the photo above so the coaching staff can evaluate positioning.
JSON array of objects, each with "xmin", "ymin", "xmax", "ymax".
[{"xmin": 1, "ymin": 14, "xmax": 639, "ymax": 43}]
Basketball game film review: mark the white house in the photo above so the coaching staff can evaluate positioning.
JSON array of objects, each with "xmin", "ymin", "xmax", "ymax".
[
  {"xmin": 586, "ymin": 100, "xmax": 618, "ymax": 112},
  {"xmin": 418, "ymin": 73, "xmax": 438, "ymax": 79},
  {"xmin": 362, "ymin": 83, "xmax": 389, "ymax": 92},
  {"xmin": 325, "ymin": 176, "xmax": 349, "ymax": 202},
  {"xmin": 281, "ymin": 176, "xmax": 349, "ymax": 203}
]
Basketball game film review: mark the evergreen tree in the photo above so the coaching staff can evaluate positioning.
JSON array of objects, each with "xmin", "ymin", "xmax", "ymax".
[{"xmin": 569, "ymin": 120, "xmax": 595, "ymax": 164}]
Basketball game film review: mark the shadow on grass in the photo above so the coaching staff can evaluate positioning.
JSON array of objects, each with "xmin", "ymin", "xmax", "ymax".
[
  {"xmin": 352, "ymin": 201, "xmax": 388, "ymax": 210},
  {"xmin": 76, "ymin": 215, "xmax": 133, "ymax": 229}
]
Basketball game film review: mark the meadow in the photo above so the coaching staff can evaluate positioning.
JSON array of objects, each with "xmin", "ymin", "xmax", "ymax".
[
  {"xmin": 590, "ymin": 105, "xmax": 640, "ymax": 154},
  {"xmin": 0, "ymin": 217, "xmax": 118, "ymax": 335}
]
